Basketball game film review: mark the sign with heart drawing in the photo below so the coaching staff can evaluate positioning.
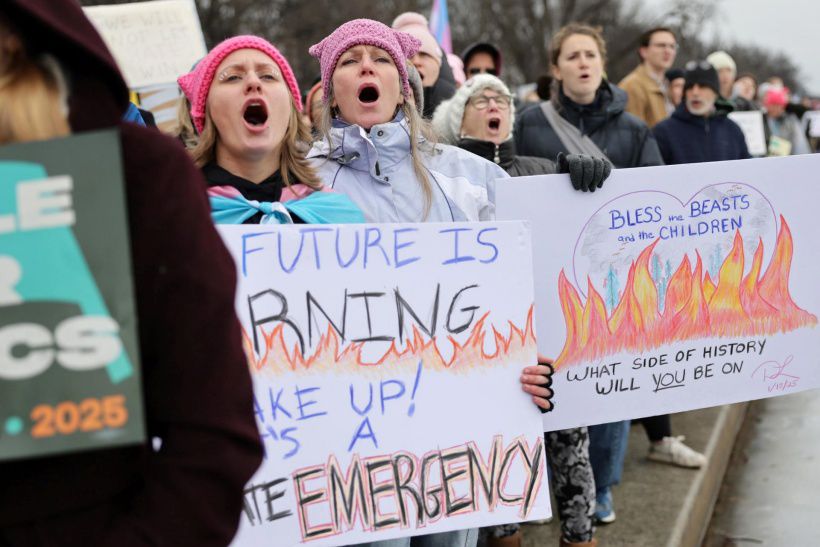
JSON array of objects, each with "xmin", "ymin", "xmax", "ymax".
[{"xmin": 497, "ymin": 155, "xmax": 820, "ymax": 430}]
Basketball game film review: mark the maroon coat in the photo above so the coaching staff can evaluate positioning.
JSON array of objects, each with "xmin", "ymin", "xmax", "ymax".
[{"xmin": 0, "ymin": 1, "xmax": 263, "ymax": 545}]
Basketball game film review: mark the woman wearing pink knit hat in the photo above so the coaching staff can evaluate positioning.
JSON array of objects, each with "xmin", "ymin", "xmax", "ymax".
[
  {"xmin": 177, "ymin": 35, "xmax": 362, "ymax": 225},
  {"xmin": 307, "ymin": 18, "xmax": 554, "ymax": 547}
]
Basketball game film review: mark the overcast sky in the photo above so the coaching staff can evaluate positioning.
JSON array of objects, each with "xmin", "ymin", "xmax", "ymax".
[{"xmin": 642, "ymin": 0, "xmax": 819, "ymax": 95}]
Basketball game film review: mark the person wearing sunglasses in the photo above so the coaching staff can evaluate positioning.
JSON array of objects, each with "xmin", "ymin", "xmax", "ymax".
[{"xmin": 462, "ymin": 42, "xmax": 502, "ymax": 78}]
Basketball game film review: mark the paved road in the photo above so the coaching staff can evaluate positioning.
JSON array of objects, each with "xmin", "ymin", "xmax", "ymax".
[{"xmin": 705, "ymin": 389, "xmax": 820, "ymax": 546}]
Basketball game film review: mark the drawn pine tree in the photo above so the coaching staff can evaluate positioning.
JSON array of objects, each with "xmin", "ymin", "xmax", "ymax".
[{"xmin": 604, "ymin": 264, "xmax": 620, "ymax": 314}]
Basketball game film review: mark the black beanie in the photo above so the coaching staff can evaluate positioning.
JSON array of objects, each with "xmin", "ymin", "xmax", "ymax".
[
  {"xmin": 683, "ymin": 61, "xmax": 720, "ymax": 95},
  {"xmin": 665, "ymin": 68, "xmax": 685, "ymax": 82}
]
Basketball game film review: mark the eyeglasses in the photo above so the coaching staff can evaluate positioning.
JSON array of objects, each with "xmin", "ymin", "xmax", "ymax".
[
  {"xmin": 649, "ymin": 42, "xmax": 678, "ymax": 51},
  {"xmin": 468, "ymin": 94, "xmax": 512, "ymax": 110},
  {"xmin": 467, "ymin": 67, "xmax": 498, "ymax": 76}
]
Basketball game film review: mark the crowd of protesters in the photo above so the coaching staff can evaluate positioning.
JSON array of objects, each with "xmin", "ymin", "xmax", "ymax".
[{"xmin": 1, "ymin": 1, "xmax": 818, "ymax": 546}]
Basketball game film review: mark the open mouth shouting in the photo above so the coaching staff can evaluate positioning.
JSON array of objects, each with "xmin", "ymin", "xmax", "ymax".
[
  {"xmin": 487, "ymin": 116, "xmax": 502, "ymax": 134},
  {"xmin": 243, "ymin": 99, "xmax": 268, "ymax": 130},
  {"xmin": 357, "ymin": 83, "xmax": 380, "ymax": 105}
]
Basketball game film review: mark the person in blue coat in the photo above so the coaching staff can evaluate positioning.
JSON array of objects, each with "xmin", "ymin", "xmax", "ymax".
[{"xmin": 653, "ymin": 61, "xmax": 751, "ymax": 165}]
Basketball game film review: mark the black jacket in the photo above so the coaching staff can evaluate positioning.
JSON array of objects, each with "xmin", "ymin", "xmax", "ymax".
[
  {"xmin": 514, "ymin": 82, "xmax": 664, "ymax": 169},
  {"xmin": 653, "ymin": 102, "xmax": 751, "ymax": 165},
  {"xmin": 457, "ymin": 137, "xmax": 558, "ymax": 177},
  {"xmin": 1, "ymin": 1, "xmax": 263, "ymax": 545}
]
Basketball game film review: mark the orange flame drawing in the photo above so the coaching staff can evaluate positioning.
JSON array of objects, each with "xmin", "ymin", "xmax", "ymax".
[
  {"xmin": 555, "ymin": 217, "xmax": 816, "ymax": 368},
  {"xmin": 241, "ymin": 307, "xmax": 537, "ymax": 376}
]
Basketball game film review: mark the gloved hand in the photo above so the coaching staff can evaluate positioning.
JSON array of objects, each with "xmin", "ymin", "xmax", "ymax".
[{"xmin": 557, "ymin": 152, "xmax": 613, "ymax": 192}]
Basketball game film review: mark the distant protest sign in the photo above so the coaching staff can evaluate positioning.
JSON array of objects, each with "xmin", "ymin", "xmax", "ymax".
[
  {"xmin": 728, "ymin": 111, "xmax": 768, "ymax": 156},
  {"xmin": 84, "ymin": 0, "xmax": 207, "ymax": 89},
  {"xmin": 0, "ymin": 131, "xmax": 145, "ymax": 461},
  {"xmin": 804, "ymin": 110, "xmax": 820, "ymax": 138},
  {"xmin": 497, "ymin": 155, "xmax": 820, "ymax": 431},
  {"xmin": 217, "ymin": 222, "xmax": 550, "ymax": 546}
]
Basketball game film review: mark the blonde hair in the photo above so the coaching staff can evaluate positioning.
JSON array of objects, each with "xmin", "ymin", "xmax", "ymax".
[
  {"xmin": 0, "ymin": 23, "xmax": 70, "ymax": 144},
  {"xmin": 186, "ymin": 93, "xmax": 322, "ymax": 189},
  {"xmin": 318, "ymin": 86, "xmax": 438, "ymax": 218},
  {"xmin": 175, "ymin": 94, "xmax": 198, "ymax": 149}
]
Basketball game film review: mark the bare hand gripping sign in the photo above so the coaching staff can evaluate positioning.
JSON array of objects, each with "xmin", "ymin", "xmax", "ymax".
[
  {"xmin": 0, "ymin": 131, "xmax": 144, "ymax": 460},
  {"xmin": 496, "ymin": 155, "xmax": 820, "ymax": 431},
  {"xmin": 218, "ymin": 222, "xmax": 550, "ymax": 546}
]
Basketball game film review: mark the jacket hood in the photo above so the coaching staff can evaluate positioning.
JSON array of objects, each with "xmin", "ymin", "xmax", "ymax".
[
  {"xmin": 460, "ymin": 42, "xmax": 503, "ymax": 74},
  {"xmin": 4, "ymin": 0, "xmax": 130, "ymax": 131}
]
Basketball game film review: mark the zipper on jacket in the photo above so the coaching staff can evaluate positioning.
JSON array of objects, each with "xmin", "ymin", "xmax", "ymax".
[{"xmin": 375, "ymin": 161, "xmax": 381, "ymax": 176}]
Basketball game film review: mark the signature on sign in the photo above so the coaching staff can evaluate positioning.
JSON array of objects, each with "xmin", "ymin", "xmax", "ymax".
[{"xmin": 751, "ymin": 355, "xmax": 800, "ymax": 393}]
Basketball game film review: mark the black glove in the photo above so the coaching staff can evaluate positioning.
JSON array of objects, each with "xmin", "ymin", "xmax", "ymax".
[{"xmin": 557, "ymin": 152, "xmax": 613, "ymax": 192}]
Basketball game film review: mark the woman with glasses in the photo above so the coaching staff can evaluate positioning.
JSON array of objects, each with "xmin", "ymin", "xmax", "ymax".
[
  {"xmin": 433, "ymin": 73, "xmax": 610, "ymax": 186},
  {"xmin": 433, "ymin": 73, "xmax": 610, "ymax": 547}
]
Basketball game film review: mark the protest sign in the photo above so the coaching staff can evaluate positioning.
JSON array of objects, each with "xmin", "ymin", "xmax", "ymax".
[
  {"xmin": 218, "ymin": 222, "xmax": 550, "ymax": 546},
  {"xmin": 804, "ymin": 110, "xmax": 820, "ymax": 138},
  {"xmin": 497, "ymin": 155, "xmax": 820, "ymax": 431},
  {"xmin": 84, "ymin": 0, "xmax": 207, "ymax": 89},
  {"xmin": 728, "ymin": 111, "xmax": 768, "ymax": 156},
  {"xmin": 0, "ymin": 131, "xmax": 145, "ymax": 461}
]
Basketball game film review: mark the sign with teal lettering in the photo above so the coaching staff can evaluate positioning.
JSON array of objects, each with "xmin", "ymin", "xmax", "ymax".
[{"xmin": 0, "ymin": 130, "xmax": 144, "ymax": 461}]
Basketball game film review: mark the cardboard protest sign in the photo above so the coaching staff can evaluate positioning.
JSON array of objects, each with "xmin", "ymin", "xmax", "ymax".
[
  {"xmin": 84, "ymin": 0, "xmax": 207, "ymax": 89},
  {"xmin": 0, "ymin": 131, "xmax": 144, "ymax": 461},
  {"xmin": 218, "ymin": 222, "xmax": 550, "ymax": 546},
  {"xmin": 496, "ymin": 156, "xmax": 820, "ymax": 431},
  {"xmin": 728, "ymin": 111, "xmax": 768, "ymax": 156}
]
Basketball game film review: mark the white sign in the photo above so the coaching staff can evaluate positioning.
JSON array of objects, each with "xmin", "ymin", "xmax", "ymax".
[
  {"xmin": 497, "ymin": 156, "xmax": 820, "ymax": 431},
  {"xmin": 804, "ymin": 110, "xmax": 820, "ymax": 138},
  {"xmin": 84, "ymin": 0, "xmax": 207, "ymax": 89},
  {"xmin": 218, "ymin": 222, "xmax": 551, "ymax": 547},
  {"xmin": 728, "ymin": 111, "xmax": 768, "ymax": 156}
]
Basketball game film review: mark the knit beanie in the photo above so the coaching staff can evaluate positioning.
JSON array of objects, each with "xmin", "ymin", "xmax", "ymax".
[
  {"xmin": 706, "ymin": 50, "xmax": 737, "ymax": 76},
  {"xmin": 684, "ymin": 60, "xmax": 720, "ymax": 95},
  {"xmin": 391, "ymin": 12, "xmax": 442, "ymax": 62},
  {"xmin": 763, "ymin": 87, "xmax": 789, "ymax": 107},
  {"xmin": 309, "ymin": 19, "xmax": 421, "ymax": 104},
  {"xmin": 177, "ymin": 35, "xmax": 302, "ymax": 133},
  {"xmin": 431, "ymin": 73, "xmax": 515, "ymax": 144}
]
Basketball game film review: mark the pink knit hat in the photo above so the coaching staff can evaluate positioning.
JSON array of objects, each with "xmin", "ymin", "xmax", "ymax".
[
  {"xmin": 391, "ymin": 12, "xmax": 441, "ymax": 62},
  {"xmin": 177, "ymin": 35, "xmax": 302, "ymax": 133},
  {"xmin": 309, "ymin": 19, "xmax": 421, "ymax": 104}
]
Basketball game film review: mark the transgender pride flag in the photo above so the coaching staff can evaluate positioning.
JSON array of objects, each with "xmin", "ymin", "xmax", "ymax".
[{"xmin": 429, "ymin": 0, "xmax": 452, "ymax": 54}]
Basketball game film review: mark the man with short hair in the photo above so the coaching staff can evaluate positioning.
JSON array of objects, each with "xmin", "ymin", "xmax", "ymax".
[
  {"xmin": 653, "ymin": 61, "xmax": 750, "ymax": 164},
  {"xmin": 619, "ymin": 27, "xmax": 678, "ymax": 127}
]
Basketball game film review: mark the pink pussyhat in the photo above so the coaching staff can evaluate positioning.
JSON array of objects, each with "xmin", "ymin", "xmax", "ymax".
[
  {"xmin": 308, "ymin": 19, "xmax": 421, "ymax": 104},
  {"xmin": 177, "ymin": 35, "xmax": 302, "ymax": 133}
]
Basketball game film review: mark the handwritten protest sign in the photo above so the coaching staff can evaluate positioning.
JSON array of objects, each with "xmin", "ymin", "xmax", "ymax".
[
  {"xmin": 0, "ymin": 131, "xmax": 144, "ymax": 461},
  {"xmin": 84, "ymin": 0, "xmax": 207, "ymax": 89},
  {"xmin": 728, "ymin": 111, "xmax": 768, "ymax": 156},
  {"xmin": 218, "ymin": 222, "xmax": 550, "ymax": 546},
  {"xmin": 497, "ymin": 155, "xmax": 820, "ymax": 431}
]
